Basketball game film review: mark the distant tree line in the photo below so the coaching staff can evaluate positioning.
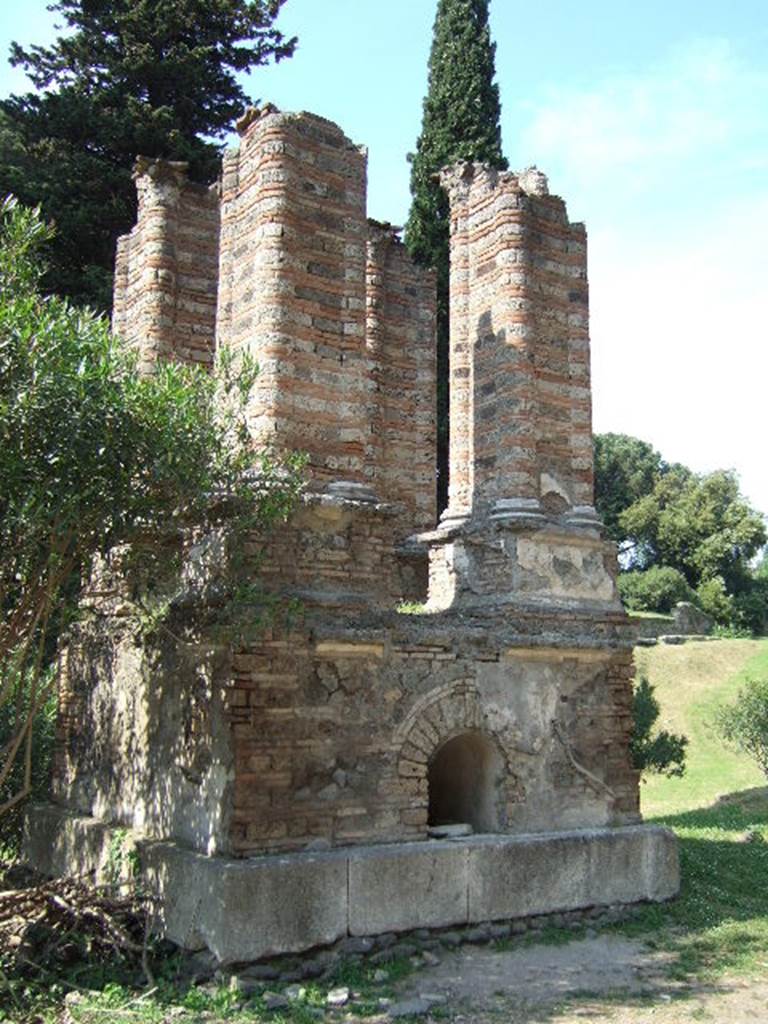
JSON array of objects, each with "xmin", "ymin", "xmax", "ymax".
[{"xmin": 594, "ymin": 433, "xmax": 767, "ymax": 634}]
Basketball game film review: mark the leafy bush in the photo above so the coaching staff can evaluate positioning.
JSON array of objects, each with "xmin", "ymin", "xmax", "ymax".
[
  {"xmin": 619, "ymin": 566, "xmax": 694, "ymax": 614},
  {"xmin": 0, "ymin": 196, "xmax": 304, "ymax": 825},
  {"xmin": 696, "ymin": 576, "xmax": 736, "ymax": 626},
  {"xmin": 715, "ymin": 677, "xmax": 768, "ymax": 779},
  {"xmin": 630, "ymin": 676, "xmax": 688, "ymax": 778}
]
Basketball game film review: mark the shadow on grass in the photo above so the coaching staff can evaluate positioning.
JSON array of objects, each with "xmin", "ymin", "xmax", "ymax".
[{"xmin": 617, "ymin": 788, "xmax": 768, "ymax": 980}]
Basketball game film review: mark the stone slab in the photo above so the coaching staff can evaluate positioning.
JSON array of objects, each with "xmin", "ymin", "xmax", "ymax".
[
  {"xmin": 142, "ymin": 840, "xmax": 349, "ymax": 964},
  {"xmin": 348, "ymin": 841, "xmax": 469, "ymax": 936},
  {"xmin": 468, "ymin": 825, "xmax": 679, "ymax": 923},
  {"xmin": 24, "ymin": 805, "xmax": 679, "ymax": 963},
  {"xmin": 23, "ymin": 803, "xmax": 119, "ymax": 882}
]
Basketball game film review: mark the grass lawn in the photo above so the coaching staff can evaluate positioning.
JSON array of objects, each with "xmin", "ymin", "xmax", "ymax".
[
  {"xmin": 638, "ymin": 639, "xmax": 767, "ymax": 817},
  {"xmin": 625, "ymin": 638, "xmax": 768, "ymax": 980}
]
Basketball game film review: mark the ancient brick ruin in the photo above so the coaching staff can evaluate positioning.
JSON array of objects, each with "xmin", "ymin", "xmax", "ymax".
[{"xmin": 26, "ymin": 106, "xmax": 678, "ymax": 963}]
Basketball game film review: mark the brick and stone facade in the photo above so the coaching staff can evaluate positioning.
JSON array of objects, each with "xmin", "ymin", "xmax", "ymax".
[{"xmin": 28, "ymin": 104, "xmax": 676, "ymax": 960}]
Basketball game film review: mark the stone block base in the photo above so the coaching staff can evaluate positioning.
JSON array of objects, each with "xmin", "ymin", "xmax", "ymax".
[{"xmin": 24, "ymin": 804, "xmax": 678, "ymax": 964}]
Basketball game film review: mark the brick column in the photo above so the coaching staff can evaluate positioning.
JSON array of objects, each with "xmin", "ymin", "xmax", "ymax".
[
  {"xmin": 112, "ymin": 158, "xmax": 219, "ymax": 373},
  {"xmin": 439, "ymin": 163, "xmax": 600, "ymax": 527},
  {"xmin": 441, "ymin": 169, "xmax": 473, "ymax": 525},
  {"xmin": 128, "ymin": 159, "xmax": 187, "ymax": 372},
  {"xmin": 216, "ymin": 106, "xmax": 372, "ymax": 492},
  {"xmin": 440, "ymin": 164, "xmax": 544, "ymax": 526}
]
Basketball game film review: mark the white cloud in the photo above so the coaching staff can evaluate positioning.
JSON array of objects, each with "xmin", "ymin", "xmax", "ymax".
[
  {"xmin": 515, "ymin": 38, "xmax": 768, "ymax": 517},
  {"xmin": 520, "ymin": 39, "xmax": 767, "ymax": 197}
]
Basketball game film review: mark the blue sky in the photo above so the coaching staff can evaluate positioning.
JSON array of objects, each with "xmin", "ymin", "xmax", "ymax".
[{"xmin": 1, "ymin": 1, "xmax": 766, "ymax": 517}]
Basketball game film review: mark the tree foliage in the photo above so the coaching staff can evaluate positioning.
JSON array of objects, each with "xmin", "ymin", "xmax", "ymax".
[
  {"xmin": 0, "ymin": 197, "xmax": 303, "ymax": 823},
  {"xmin": 593, "ymin": 433, "xmax": 664, "ymax": 544},
  {"xmin": 405, "ymin": 0, "xmax": 506, "ymax": 512},
  {"xmin": 715, "ymin": 677, "xmax": 768, "ymax": 780},
  {"xmin": 630, "ymin": 676, "xmax": 688, "ymax": 778},
  {"xmin": 0, "ymin": 0, "xmax": 296, "ymax": 309},
  {"xmin": 618, "ymin": 566, "xmax": 694, "ymax": 615},
  {"xmin": 620, "ymin": 468, "xmax": 765, "ymax": 592},
  {"xmin": 595, "ymin": 432, "xmax": 767, "ymax": 632}
]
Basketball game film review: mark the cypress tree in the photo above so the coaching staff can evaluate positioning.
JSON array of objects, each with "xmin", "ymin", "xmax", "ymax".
[
  {"xmin": 405, "ymin": 0, "xmax": 506, "ymax": 514},
  {"xmin": 1, "ymin": 0, "xmax": 296, "ymax": 310}
]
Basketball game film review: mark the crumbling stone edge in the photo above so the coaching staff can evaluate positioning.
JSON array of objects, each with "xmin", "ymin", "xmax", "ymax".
[{"xmin": 24, "ymin": 803, "xmax": 679, "ymax": 967}]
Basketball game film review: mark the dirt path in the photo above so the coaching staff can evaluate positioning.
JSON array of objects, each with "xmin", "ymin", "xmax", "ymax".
[{"xmin": 389, "ymin": 935, "xmax": 768, "ymax": 1022}]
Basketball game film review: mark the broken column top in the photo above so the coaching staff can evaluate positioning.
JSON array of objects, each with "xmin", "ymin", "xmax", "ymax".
[{"xmin": 439, "ymin": 159, "xmax": 598, "ymax": 531}]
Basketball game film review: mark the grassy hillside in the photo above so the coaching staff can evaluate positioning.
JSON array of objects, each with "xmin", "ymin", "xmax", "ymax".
[
  {"xmin": 636, "ymin": 639, "xmax": 768, "ymax": 817},
  {"xmin": 622, "ymin": 639, "xmax": 768, "ymax": 982}
]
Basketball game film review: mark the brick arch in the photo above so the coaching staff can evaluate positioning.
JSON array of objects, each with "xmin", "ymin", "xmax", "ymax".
[
  {"xmin": 395, "ymin": 681, "xmax": 524, "ymax": 831},
  {"xmin": 396, "ymin": 680, "xmax": 484, "ymax": 768}
]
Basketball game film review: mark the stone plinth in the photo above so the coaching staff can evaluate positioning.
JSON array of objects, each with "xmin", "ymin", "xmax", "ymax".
[{"xmin": 24, "ymin": 804, "xmax": 679, "ymax": 965}]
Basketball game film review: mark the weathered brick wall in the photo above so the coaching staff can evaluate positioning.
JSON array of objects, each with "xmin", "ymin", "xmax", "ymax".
[
  {"xmin": 226, "ymin": 624, "xmax": 638, "ymax": 856},
  {"xmin": 58, "ymin": 112, "xmax": 642, "ymax": 866},
  {"xmin": 216, "ymin": 107, "xmax": 370, "ymax": 485},
  {"xmin": 440, "ymin": 163, "xmax": 595, "ymax": 523},
  {"xmin": 366, "ymin": 224, "xmax": 437, "ymax": 532},
  {"xmin": 53, "ymin": 548, "xmax": 236, "ymax": 856},
  {"xmin": 112, "ymin": 159, "xmax": 219, "ymax": 372},
  {"xmin": 252, "ymin": 492, "xmax": 403, "ymax": 611},
  {"xmin": 111, "ymin": 108, "xmax": 437, "ymax": 533}
]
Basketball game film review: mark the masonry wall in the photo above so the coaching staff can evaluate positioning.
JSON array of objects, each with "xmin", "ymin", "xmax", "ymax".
[
  {"xmin": 216, "ymin": 107, "xmax": 371, "ymax": 486},
  {"xmin": 225, "ymin": 624, "xmax": 638, "ymax": 856},
  {"xmin": 72, "ymin": 117, "xmax": 644, "ymax": 873},
  {"xmin": 440, "ymin": 164, "xmax": 594, "ymax": 522},
  {"xmin": 112, "ymin": 159, "xmax": 219, "ymax": 372},
  {"xmin": 366, "ymin": 226, "xmax": 437, "ymax": 531},
  {"xmin": 252, "ymin": 493, "xmax": 403, "ymax": 611},
  {"xmin": 51, "ymin": 521, "xmax": 638, "ymax": 860},
  {"xmin": 53, "ymin": 549, "xmax": 235, "ymax": 856},
  {"xmin": 112, "ymin": 109, "xmax": 437, "ymax": 533}
]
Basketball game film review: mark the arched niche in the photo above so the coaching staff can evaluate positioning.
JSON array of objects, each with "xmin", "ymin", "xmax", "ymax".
[{"xmin": 427, "ymin": 730, "xmax": 504, "ymax": 834}]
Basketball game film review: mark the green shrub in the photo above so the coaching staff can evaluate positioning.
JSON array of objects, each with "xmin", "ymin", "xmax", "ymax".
[
  {"xmin": 0, "ymin": 197, "xmax": 304, "ymax": 828},
  {"xmin": 630, "ymin": 676, "xmax": 688, "ymax": 778},
  {"xmin": 696, "ymin": 576, "xmax": 736, "ymax": 626},
  {"xmin": 715, "ymin": 677, "xmax": 768, "ymax": 779},
  {"xmin": 619, "ymin": 566, "xmax": 694, "ymax": 614}
]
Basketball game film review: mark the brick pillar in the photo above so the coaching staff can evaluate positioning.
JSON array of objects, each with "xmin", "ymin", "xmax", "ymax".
[
  {"xmin": 128, "ymin": 159, "xmax": 187, "ymax": 372},
  {"xmin": 440, "ymin": 164, "xmax": 544, "ymax": 526},
  {"xmin": 439, "ymin": 163, "xmax": 600, "ymax": 527},
  {"xmin": 366, "ymin": 223, "xmax": 437, "ymax": 533},
  {"xmin": 426, "ymin": 163, "xmax": 609, "ymax": 611},
  {"xmin": 442, "ymin": 171, "xmax": 473, "ymax": 525},
  {"xmin": 112, "ymin": 158, "xmax": 219, "ymax": 373},
  {"xmin": 112, "ymin": 234, "xmax": 130, "ymax": 341},
  {"xmin": 216, "ymin": 106, "xmax": 372, "ymax": 492}
]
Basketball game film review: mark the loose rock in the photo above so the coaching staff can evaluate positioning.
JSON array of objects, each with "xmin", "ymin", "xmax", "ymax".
[
  {"xmin": 326, "ymin": 986, "xmax": 350, "ymax": 1007},
  {"xmin": 264, "ymin": 991, "xmax": 290, "ymax": 1011}
]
